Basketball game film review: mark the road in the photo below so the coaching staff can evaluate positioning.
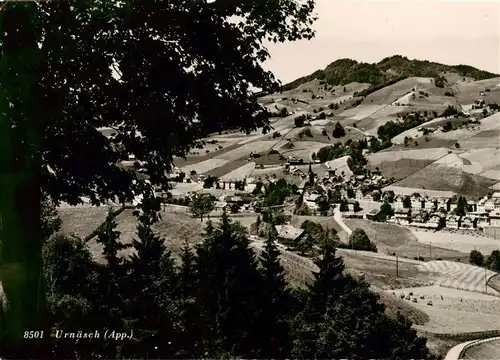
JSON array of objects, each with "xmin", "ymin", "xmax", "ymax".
[{"xmin": 333, "ymin": 208, "xmax": 353, "ymax": 236}]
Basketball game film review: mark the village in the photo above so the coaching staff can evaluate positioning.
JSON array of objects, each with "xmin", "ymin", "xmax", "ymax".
[{"xmin": 160, "ymin": 157, "xmax": 500, "ymax": 245}]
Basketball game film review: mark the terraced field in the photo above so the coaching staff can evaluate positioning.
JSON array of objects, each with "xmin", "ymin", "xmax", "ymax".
[{"xmin": 419, "ymin": 261, "xmax": 500, "ymax": 295}]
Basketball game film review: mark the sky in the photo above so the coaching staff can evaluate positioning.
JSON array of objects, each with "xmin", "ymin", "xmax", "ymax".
[{"xmin": 264, "ymin": 1, "xmax": 500, "ymax": 84}]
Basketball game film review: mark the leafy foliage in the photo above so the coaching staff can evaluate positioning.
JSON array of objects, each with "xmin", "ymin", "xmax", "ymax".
[
  {"xmin": 263, "ymin": 179, "xmax": 298, "ymax": 207},
  {"xmin": 469, "ymin": 250, "xmax": 484, "ymax": 267},
  {"xmin": 190, "ymin": 194, "xmax": 216, "ymax": 221},
  {"xmin": 294, "ymin": 115, "xmax": 307, "ymax": 127},
  {"xmin": 39, "ymin": 206, "xmax": 435, "ymax": 359},
  {"xmin": 348, "ymin": 228, "xmax": 378, "ymax": 252}
]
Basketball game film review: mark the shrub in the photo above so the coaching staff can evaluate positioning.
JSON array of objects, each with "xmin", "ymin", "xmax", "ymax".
[
  {"xmin": 348, "ymin": 228, "xmax": 377, "ymax": 252},
  {"xmin": 294, "ymin": 115, "xmax": 307, "ymax": 127},
  {"xmin": 444, "ymin": 91, "xmax": 455, "ymax": 97},
  {"xmin": 299, "ymin": 128, "xmax": 313, "ymax": 138},
  {"xmin": 434, "ymin": 75, "xmax": 446, "ymax": 88},
  {"xmin": 321, "ymin": 129, "xmax": 327, "ymax": 136},
  {"xmin": 469, "ymin": 250, "xmax": 484, "ymax": 266},
  {"xmin": 273, "ymin": 131, "xmax": 282, "ymax": 139},
  {"xmin": 455, "ymin": 142, "xmax": 460, "ymax": 148},
  {"xmin": 277, "ymin": 107, "xmax": 289, "ymax": 117}
]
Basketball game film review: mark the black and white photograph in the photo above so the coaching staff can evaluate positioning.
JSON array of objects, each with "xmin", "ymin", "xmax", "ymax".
[{"xmin": 0, "ymin": 0, "xmax": 499, "ymax": 358}]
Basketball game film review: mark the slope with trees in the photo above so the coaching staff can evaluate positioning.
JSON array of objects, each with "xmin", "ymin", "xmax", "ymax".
[{"xmin": 41, "ymin": 206, "xmax": 433, "ymax": 359}]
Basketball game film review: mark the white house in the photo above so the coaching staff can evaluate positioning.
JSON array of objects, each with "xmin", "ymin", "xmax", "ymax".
[
  {"xmin": 467, "ymin": 200, "xmax": 477, "ymax": 212},
  {"xmin": 477, "ymin": 197, "xmax": 487, "ymax": 213},
  {"xmin": 394, "ymin": 197, "xmax": 404, "ymax": 210},
  {"xmin": 423, "ymin": 198, "xmax": 435, "ymax": 211},
  {"xmin": 448, "ymin": 200, "xmax": 458, "ymax": 213},
  {"xmin": 355, "ymin": 189, "xmax": 364, "ymax": 201},
  {"xmin": 490, "ymin": 211, "xmax": 500, "ymax": 227},
  {"xmin": 411, "ymin": 194, "xmax": 422, "ymax": 210}
]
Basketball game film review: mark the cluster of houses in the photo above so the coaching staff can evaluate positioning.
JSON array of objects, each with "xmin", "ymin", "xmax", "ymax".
[{"xmin": 373, "ymin": 192, "xmax": 500, "ymax": 231}]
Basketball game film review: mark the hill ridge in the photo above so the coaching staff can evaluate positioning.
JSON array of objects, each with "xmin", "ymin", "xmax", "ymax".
[{"xmin": 282, "ymin": 55, "xmax": 499, "ymax": 91}]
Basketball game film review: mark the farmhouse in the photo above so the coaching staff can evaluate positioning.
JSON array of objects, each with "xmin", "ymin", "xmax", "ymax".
[
  {"xmin": 448, "ymin": 199, "xmax": 458, "ymax": 213},
  {"xmin": 423, "ymin": 198, "xmax": 435, "ymax": 211},
  {"xmin": 394, "ymin": 196, "xmax": 404, "ymax": 210},
  {"xmin": 477, "ymin": 197, "xmax": 487, "ymax": 213},
  {"xmin": 392, "ymin": 208, "xmax": 410, "ymax": 225},
  {"xmin": 275, "ymin": 225, "xmax": 305, "ymax": 243},
  {"xmin": 214, "ymin": 201, "xmax": 227, "ymax": 212},
  {"xmin": 411, "ymin": 194, "xmax": 423, "ymax": 210},
  {"xmin": 467, "ymin": 200, "xmax": 477, "ymax": 212}
]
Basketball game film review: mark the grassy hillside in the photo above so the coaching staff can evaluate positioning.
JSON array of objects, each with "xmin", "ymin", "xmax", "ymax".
[{"xmin": 282, "ymin": 55, "xmax": 498, "ymax": 91}]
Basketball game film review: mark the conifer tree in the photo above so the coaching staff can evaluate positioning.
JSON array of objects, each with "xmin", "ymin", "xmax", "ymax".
[
  {"xmin": 121, "ymin": 200, "xmax": 179, "ymax": 358},
  {"xmin": 292, "ymin": 240, "xmax": 346, "ymax": 358},
  {"xmin": 174, "ymin": 241, "xmax": 201, "ymax": 358},
  {"xmin": 257, "ymin": 233, "xmax": 292, "ymax": 357},
  {"xmin": 94, "ymin": 210, "xmax": 131, "ymax": 357},
  {"xmin": 195, "ymin": 212, "xmax": 264, "ymax": 358}
]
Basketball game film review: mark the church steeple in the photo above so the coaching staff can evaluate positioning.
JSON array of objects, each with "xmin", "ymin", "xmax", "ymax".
[{"xmin": 308, "ymin": 162, "xmax": 314, "ymax": 185}]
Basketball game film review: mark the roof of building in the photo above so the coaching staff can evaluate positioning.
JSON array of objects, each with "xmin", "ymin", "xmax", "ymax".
[
  {"xmin": 275, "ymin": 225, "xmax": 305, "ymax": 241},
  {"xmin": 394, "ymin": 208, "xmax": 410, "ymax": 214}
]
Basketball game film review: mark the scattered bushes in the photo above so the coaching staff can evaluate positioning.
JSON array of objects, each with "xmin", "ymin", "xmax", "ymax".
[{"xmin": 298, "ymin": 128, "xmax": 313, "ymax": 138}]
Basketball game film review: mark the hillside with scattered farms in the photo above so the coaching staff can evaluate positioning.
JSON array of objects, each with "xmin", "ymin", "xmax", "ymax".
[{"xmin": 67, "ymin": 56, "xmax": 500, "ymax": 359}]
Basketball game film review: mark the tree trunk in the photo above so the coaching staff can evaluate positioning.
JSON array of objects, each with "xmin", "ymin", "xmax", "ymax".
[{"xmin": 0, "ymin": 3, "xmax": 49, "ymax": 357}]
